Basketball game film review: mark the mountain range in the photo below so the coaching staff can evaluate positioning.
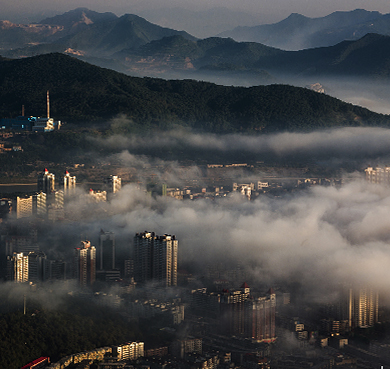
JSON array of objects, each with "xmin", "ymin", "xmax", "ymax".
[
  {"xmin": 218, "ymin": 9, "xmax": 390, "ymax": 50},
  {"xmin": 0, "ymin": 8, "xmax": 196, "ymax": 56},
  {"xmin": 2, "ymin": 8, "xmax": 390, "ymax": 83},
  {"xmin": 0, "ymin": 53, "xmax": 388, "ymax": 133},
  {"xmin": 111, "ymin": 32, "xmax": 390, "ymax": 81},
  {"xmin": 2, "ymin": 7, "xmax": 390, "ymax": 118}
]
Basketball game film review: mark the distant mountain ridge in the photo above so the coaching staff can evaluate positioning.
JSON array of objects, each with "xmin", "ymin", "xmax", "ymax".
[
  {"xmin": 0, "ymin": 8, "xmax": 196, "ymax": 56},
  {"xmin": 112, "ymin": 33, "xmax": 390, "ymax": 80},
  {"xmin": 60, "ymin": 13, "xmax": 197, "ymax": 57},
  {"xmin": 39, "ymin": 7, "xmax": 118, "ymax": 29},
  {"xmin": 3, "ymin": 7, "xmax": 390, "ymax": 82},
  {"xmin": 217, "ymin": 9, "xmax": 390, "ymax": 50},
  {"xmin": 137, "ymin": 6, "xmax": 262, "ymax": 39}
]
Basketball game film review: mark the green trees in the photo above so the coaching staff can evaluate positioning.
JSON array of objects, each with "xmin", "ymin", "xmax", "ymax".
[
  {"xmin": 0, "ymin": 297, "xmax": 141, "ymax": 369},
  {"xmin": 0, "ymin": 53, "xmax": 388, "ymax": 133}
]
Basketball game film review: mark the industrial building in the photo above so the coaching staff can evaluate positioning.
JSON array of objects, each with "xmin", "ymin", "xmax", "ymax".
[{"xmin": 0, "ymin": 91, "xmax": 61, "ymax": 132}]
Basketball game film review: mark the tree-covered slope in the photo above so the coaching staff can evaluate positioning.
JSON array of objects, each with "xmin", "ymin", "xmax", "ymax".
[{"xmin": 0, "ymin": 53, "xmax": 388, "ymax": 132}]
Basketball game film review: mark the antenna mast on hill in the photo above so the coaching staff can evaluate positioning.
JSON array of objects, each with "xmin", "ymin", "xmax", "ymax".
[{"xmin": 47, "ymin": 90, "xmax": 50, "ymax": 119}]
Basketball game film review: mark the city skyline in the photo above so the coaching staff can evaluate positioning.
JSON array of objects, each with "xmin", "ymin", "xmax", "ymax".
[{"xmin": 2, "ymin": 0, "xmax": 390, "ymax": 364}]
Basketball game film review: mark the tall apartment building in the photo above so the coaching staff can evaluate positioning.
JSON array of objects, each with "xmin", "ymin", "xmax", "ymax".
[
  {"xmin": 27, "ymin": 251, "xmax": 47, "ymax": 282},
  {"xmin": 365, "ymin": 167, "xmax": 390, "ymax": 185},
  {"xmin": 249, "ymin": 288, "xmax": 276, "ymax": 342},
  {"xmin": 61, "ymin": 170, "xmax": 76, "ymax": 195},
  {"xmin": 115, "ymin": 342, "xmax": 144, "ymax": 361},
  {"xmin": 336, "ymin": 285, "xmax": 379, "ymax": 329},
  {"xmin": 220, "ymin": 285, "xmax": 251, "ymax": 336},
  {"xmin": 99, "ymin": 230, "xmax": 115, "ymax": 270},
  {"xmin": 37, "ymin": 168, "xmax": 55, "ymax": 194},
  {"xmin": 32, "ymin": 192, "xmax": 47, "ymax": 218},
  {"xmin": 104, "ymin": 175, "xmax": 122, "ymax": 194},
  {"xmin": 351, "ymin": 287, "xmax": 379, "ymax": 328},
  {"xmin": 12, "ymin": 252, "xmax": 29, "ymax": 283},
  {"xmin": 133, "ymin": 231, "xmax": 178, "ymax": 287},
  {"xmin": 10, "ymin": 251, "xmax": 51, "ymax": 283},
  {"xmin": 191, "ymin": 284, "xmax": 276, "ymax": 342},
  {"xmin": 47, "ymin": 190, "xmax": 65, "ymax": 221},
  {"xmin": 12, "ymin": 192, "xmax": 47, "ymax": 219},
  {"xmin": 12, "ymin": 196, "xmax": 33, "ymax": 219},
  {"xmin": 74, "ymin": 241, "xmax": 96, "ymax": 287}
]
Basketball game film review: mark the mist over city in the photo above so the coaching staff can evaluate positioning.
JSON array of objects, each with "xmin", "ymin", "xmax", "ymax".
[{"xmin": 2, "ymin": 0, "xmax": 390, "ymax": 368}]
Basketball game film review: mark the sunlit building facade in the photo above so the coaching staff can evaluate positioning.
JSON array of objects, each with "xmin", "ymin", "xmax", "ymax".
[
  {"xmin": 37, "ymin": 168, "xmax": 55, "ymax": 194},
  {"xmin": 74, "ymin": 241, "xmax": 96, "ymax": 287},
  {"xmin": 115, "ymin": 342, "xmax": 144, "ymax": 361},
  {"xmin": 365, "ymin": 167, "xmax": 390, "ymax": 185},
  {"xmin": 12, "ymin": 252, "xmax": 29, "ymax": 283},
  {"xmin": 61, "ymin": 170, "xmax": 76, "ymax": 195},
  {"xmin": 104, "ymin": 175, "xmax": 122, "ymax": 194}
]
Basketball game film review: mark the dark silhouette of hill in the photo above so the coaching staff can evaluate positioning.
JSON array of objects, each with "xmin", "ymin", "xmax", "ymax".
[
  {"xmin": 0, "ymin": 53, "xmax": 388, "ymax": 133},
  {"xmin": 112, "ymin": 33, "xmax": 390, "ymax": 80},
  {"xmin": 257, "ymin": 33, "xmax": 390, "ymax": 78},
  {"xmin": 218, "ymin": 9, "xmax": 390, "ymax": 50}
]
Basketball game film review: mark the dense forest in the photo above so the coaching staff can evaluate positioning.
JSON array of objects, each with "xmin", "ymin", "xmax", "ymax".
[
  {"xmin": 0, "ymin": 292, "xmax": 172, "ymax": 369},
  {"xmin": 0, "ymin": 53, "xmax": 389, "ymax": 133}
]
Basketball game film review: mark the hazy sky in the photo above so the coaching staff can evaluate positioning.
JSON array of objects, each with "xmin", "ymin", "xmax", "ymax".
[{"xmin": 2, "ymin": 0, "xmax": 390, "ymax": 24}]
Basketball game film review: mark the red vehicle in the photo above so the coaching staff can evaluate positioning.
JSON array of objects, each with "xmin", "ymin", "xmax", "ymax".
[{"xmin": 20, "ymin": 357, "xmax": 50, "ymax": 369}]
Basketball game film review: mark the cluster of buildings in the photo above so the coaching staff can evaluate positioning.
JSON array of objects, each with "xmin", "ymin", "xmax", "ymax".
[
  {"xmin": 128, "ymin": 298, "xmax": 185, "ymax": 325},
  {"xmin": 155, "ymin": 177, "xmax": 341, "ymax": 202},
  {"xmin": 1, "ymin": 169, "xmax": 75, "ymax": 221},
  {"xmin": 365, "ymin": 166, "xmax": 390, "ymax": 184},
  {"xmin": 0, "ymin": 91, "xmax": 61, "ymax": 132},
  {"xmin": 191, "ymin": 284, "xmax": 276, "ymax": 343},
  {"xmin": 0, "ymin": 169, "xmax": 122, "ymax": 220},
  {"xmin": 1, "ymin": 226, "xmax": 66, "ymax": 282},
  {"xmin": 72, "ymin": 230, "xmax": 179, "ymax": 289},
  {"xmin": 4, "ymin": 165, "xmax": 388, "ymax": 369}
]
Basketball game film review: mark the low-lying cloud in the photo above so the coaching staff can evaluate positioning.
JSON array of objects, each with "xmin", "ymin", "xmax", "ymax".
[
  {"xmin": 41, "ymin": 177, "xmax": 390, "ymax": 302},
  {"xmin": 91, "ymin": 125, "xmax": 390, "ymax": 161}
]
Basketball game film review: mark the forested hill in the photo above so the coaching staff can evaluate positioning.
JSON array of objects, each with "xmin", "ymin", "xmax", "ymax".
[{"xmin": 0, "ymin": 53, "xmax": 389, "ymax": 133}]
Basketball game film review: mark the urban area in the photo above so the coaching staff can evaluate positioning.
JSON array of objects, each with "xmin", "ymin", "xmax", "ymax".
[{"xmin": 0, "ymin": 164, "xmax": 389, "ymax": 369}]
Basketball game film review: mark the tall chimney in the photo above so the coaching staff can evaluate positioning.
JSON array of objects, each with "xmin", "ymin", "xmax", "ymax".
[
  {"xmin": 47, "ymin": 90, "xmax": 50, "ymax": 118},
  {"xmin": 21, "ymin": 105, "xmax": 24, "ymax": 117}
]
